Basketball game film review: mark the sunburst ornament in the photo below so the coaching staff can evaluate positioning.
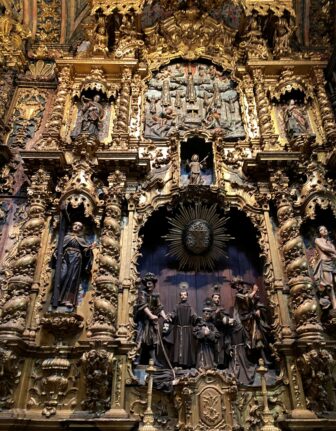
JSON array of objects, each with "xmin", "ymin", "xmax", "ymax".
[{"xmin": 165, "ymin": 203, "xmax": 232, "ymax": 271}]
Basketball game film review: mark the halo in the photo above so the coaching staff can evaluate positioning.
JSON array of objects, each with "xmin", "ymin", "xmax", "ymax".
[{"xmin": 165, "ymin": 203, "xmax": 232, "ymax": 271}]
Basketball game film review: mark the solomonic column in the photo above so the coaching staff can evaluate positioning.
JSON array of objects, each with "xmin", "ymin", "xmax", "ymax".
[
  {"xmin": 87, "ymin": 171, "xmax": 125, "ymax": 340},
  {"xmin": 271, "ymin": 170, "xmax": 323, "ymax": 342},
  {"xmin": 114, "ymin": 68, "xmax": 132, "ymax": 134},
  {"xmin": 0, "ymin": 168, "xmax": 51, "ymax": 339},
  {"xmin": 252, "ymin": 68, "xmax": 278, "ymax": 148}
]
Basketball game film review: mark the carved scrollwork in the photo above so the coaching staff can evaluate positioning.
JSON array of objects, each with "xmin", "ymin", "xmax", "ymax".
[
  {"xmin": 298, "ymin": 348, "xmax": 336, "ymax": 412},
  {"xmin": 28, "ymin": 356, "xmax": 79, "ymax": 417},
  {"xmin": 81, "ymin": 348, "xmax": 115, "ymax": 416},
  {"xmin": 34, "ymin": 66, "xmax": 72, "ymax": 150},
  {"xmin": 144, "ymin": 6, "xmax": 237, "ymax": 68},
  {"xmin": 0, "ymin": 345, "xmax": 21, "ymax": 410}
]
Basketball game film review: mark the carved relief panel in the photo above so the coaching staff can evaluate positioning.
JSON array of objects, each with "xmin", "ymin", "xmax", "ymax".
[
  {"xmin": 144, "ymin": 62, "xmax": 245, "ymax": 141},
  {"xmin": 7, "ymin": 88, "xmax": 49, "ymax": 149}
]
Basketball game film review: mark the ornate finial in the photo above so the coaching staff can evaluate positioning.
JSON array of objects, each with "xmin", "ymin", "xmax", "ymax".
[
  {"xmin": 257, "ymin": 359, "xmax": 281, "ymax": 431},
  {"xmin": 139, "ymin": 359, "xmax": 158, "ymax": 431}
]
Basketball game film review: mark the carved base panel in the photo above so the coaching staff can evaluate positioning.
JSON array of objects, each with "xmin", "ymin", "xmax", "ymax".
[{"xmin": 0, "ymin": 416, "xmax": 139, "ymax": 431}]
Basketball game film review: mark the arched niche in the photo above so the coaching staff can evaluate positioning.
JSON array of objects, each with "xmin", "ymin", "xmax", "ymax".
[
  {"xmin": 138, "ymin": 204, "xmax": 265, "ymax": 315},
  {"xmin": 47, "ymin": 201, "xmax": 97, "ymax": 312},
  {"xmin": 180, "ymin": 135, "xmax": 215, "ymax": 186}
]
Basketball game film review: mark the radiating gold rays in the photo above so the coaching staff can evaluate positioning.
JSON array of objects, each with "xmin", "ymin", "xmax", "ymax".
[{"xmin": 165, "ymin": 203, "xmax": 232, "ymax": 271}]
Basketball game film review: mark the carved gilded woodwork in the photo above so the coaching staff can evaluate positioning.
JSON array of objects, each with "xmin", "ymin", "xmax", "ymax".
[
  {"xmin": 271, "ymin": 170, "xmax": 323, "ymax": 342},
  {"xmin": 35, "ymin": 0, "xmax": 61, "ymax": 44},
  {"xmin": 252, "ymin": 68, "xmax": 276, "ymax": 145},
  {"xmin": 34, "ymin": 66, "xmax": 72, "ymax": 150},
  {"xmin": 0, "ymin": 9, "xmax": 30, "ymax": 68},
  {"xmin": 7, "ymin": 88, "xmax": 48, "ymax": 149},
  {"xmin": 0, "ymin": 168, "xmax": 51, "ymax": 338},
  {"xmin": 81, "ymin": 348, "xmax": 115, "ymax": 415},
  {"xmin": 144, "ymin": 7, "xmax": 237, "ymax": 69},
  {"xmin": 87, "ymin": 171, "xmax": 125, "ymax": 340},
  {"xmin": 0, "ymin": 0, "xmax": 336, "ymax": 429},
  {"xmin": 312, "ymin": 67, "xmax": 336, "ymax": 142}
]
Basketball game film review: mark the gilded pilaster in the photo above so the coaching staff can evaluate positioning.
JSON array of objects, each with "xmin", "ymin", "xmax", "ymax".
[
  {"xmin": 313, "ymin": 67, "xmax": 336, "ymax": 142},
  {"xmin": 117, "ymin": 191, "xmax": 140, "ymax": 341}
]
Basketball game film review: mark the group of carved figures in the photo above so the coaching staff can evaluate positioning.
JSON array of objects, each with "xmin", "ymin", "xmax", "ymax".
[
  {"xmin": 134, "ymin": 273, "xmax": 271, "ymax": 385},
  {"xmin": 144, "ymin": 63, "xmax": 245, "ymax": 140},
  {"xmin": 49, "ymin": 218, "xmax": 336, "ymax": 346}
]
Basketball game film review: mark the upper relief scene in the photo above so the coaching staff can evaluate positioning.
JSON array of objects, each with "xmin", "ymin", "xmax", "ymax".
[{"xmin": 144, "ymin": 61, "xmax": 245, "ymax": 141}]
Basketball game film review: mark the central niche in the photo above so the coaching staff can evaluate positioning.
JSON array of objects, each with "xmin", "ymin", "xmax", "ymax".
[
  {"xmin": 144, "ymin": 60, "xmax": 245, "ymax": 140},
  {"xmin": 138, "ymin": 205, "xmax": 264, "ymax": 315}
]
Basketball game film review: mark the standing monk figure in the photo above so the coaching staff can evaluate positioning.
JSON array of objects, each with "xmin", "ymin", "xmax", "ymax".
[
  {"xmin": 52, "ymin": 221, "xmax": 94, "ymax": 309},
  {"xmin": 169, "ymin": 283, "xmax": 198, "ymax": 368}
]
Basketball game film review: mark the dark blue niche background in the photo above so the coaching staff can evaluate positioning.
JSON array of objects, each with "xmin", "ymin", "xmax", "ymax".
[{"xmin": 138, "ymin": 206, "xmax": 265, "ymax": 315}]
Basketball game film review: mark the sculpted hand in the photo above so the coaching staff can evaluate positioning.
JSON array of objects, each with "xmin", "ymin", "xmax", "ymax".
[
  {"xmin": 228, "ymin": 318, "xmax": 235, "ymax": 326},
  {"xmin": 204, "ymin": 326, "xmax": 210, "ymax": 336}
]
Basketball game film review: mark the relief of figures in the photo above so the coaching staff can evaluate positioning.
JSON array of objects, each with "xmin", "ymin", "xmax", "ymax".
[
  {"xmin": 144, "ymin": 62, "xmax": 245, "ymax": 140},
  {"xmin": 134, "ymin": 274, "xmax": 273, "ymax": 386}
]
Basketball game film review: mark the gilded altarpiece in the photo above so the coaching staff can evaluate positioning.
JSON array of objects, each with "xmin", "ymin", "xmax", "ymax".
[{"xmin": 0, "ymin": 0, "xmax": 335, "ymax": 430}]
